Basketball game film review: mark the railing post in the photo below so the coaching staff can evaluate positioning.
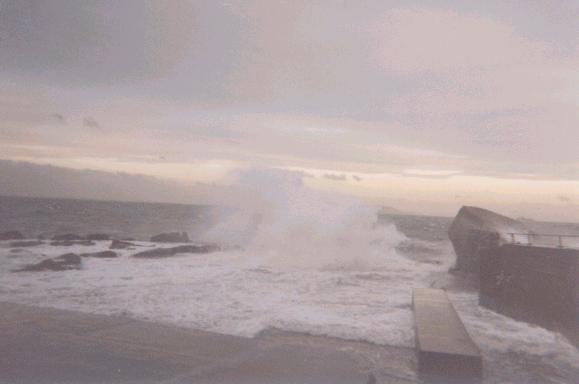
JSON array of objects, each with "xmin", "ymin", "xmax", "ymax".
[
  {"xmin": 558, "ymin": 235, "xmax": 563, "ymax": 248},
  {"xmin": 510, "ymin": 233, "xmax": 515, "ymax": 243}
]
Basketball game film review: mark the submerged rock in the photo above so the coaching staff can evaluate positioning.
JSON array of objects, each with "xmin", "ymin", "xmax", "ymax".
[
  {"xmin": 9, "ymin": 240, "xmax": 44, "ymax": 248},
  {"xmin": 132, "ymin": 244, "xmax": 219, "ymax": 258},
  {"xmin": 14, "ymin": 253, "xmax": 82, "ymax": 272},
  {"xmin": 0, "ymin": 231, "xmax": 25, "ymax": 240},
  {"xmin": 150, "ymin": 232, "xmax": 190, "ymax": 243},
  {"xmin": 80, "ymin": 250, "xmax": 118, "ymax": 258},
  {"xmin": 86, "ymin": 233, "xmax": 111, "ymax": 241},
  {"xmin": 448, "ymin": 206, "xmax": 527, "ymax": 274},
  {"xmin": 109, "ymin": 239, "xmax": 137, "ymax": 249},
  {"xmin": 52, "ymin": 234, "xmax": 85, "ymax": 241},
  {"xmin": 50, "ymin": 240, "xmax": 96, "ymax": 247}
]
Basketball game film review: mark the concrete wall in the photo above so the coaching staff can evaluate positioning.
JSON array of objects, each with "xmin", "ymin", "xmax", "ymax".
[
  {"xmin": 479, "ymin": 244, "xmax": 579, "ymax": 333},
  {"xmin": 451, "ymin": 230, "xmax": 500, "ymax": 274},
  {"xmin": 448, "ymin": 206, "xmax": 527, "ymax": 274}
]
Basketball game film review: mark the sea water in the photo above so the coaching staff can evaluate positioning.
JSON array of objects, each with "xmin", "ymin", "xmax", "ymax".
[{"xmin": 1, "ymin": 170, "xmax": 578, "ymax": 380}]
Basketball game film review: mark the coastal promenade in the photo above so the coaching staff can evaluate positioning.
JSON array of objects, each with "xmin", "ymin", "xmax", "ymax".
[{"xmin": 0, "ymin": 302, "xmax": 415, "ymax": 384}]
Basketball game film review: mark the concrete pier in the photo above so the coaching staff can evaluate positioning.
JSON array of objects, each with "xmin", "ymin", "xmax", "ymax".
[{"xmin": 413, "ymin": 289, "xmax": 482, "ymax": 383}]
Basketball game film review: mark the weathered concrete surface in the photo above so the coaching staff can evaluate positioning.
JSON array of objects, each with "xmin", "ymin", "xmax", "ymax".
[
  {"xmin": 480, "ymin": 244, "xmax": 579, "ymax": 346},
  {"xmin": 0, "ymin": 302, "xmax": 378, "ymax": 384},
  {"xmin": 449, "ymin": 206, "xmax": 527, "ymax": 274},
  {"xmin": 413, "ymin": 289, "xmax": 482, "ymax": 383}
]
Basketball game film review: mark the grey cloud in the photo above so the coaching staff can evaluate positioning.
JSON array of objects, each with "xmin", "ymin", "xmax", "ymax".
[
  {"xmin": 83, "ymin": 117, "xmax": 100, "ymax": 130},
  {"xmin": 0, "ymin": 0, "xmax": 195, "ymax": 86},
  {"xmin": 323, "ymin": 173, "xmax": 347, "ymax": 181},
  {"xmin": 0, "ymin": 93, "xmax": 59, "ymax": 129},
  {"xmin": 52, "ymin": 114, "xmax": 66, "ymax": 124},
  {"xmin": 0, "ymin": 159, "xmax": 228, "ymax": 205},
  {"xmin": 295, "ymin": 170, "xmax": 315, "ymax": 179},
  {"xmin": 1, "ymin": 1, "xmax": 579, "ymax": 186}
]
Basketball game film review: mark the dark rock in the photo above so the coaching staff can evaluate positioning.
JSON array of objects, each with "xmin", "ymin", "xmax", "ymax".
[
  {"xmin": 110, "ymin": 239, "xmax": 137, "ymax": 249},
  {"xmin": 150, "ymin": 232, "xmax": 190, "ymax": 243},
  {"xmin": 50, "ymin": 240, "xmax": 96, "ymax": 247},
  {"xmin": 0, "ymin": 231, "xmax": 25, "ymax": 240},
  {"xmin": 80, "ymin": 250, "xmax": 118, "ymax": 258},
  {"xmin": 449, "ymin": 206, "xmax": 527, "ymax": 274},
  {"xmin": 86, "ymin": 233, "xmax": 111, "ymax": 241},
  {"xmin": 133, "ymin": 244, "xmax": 219, "ymax": 258},
  {"xmin": 52, "ymin": 234, "xmax": 85, "ymax": 241},
  {"xmin": 9, "ymin": 240, "xmax": 43, "ymax": 248},
  {"xmin": 13, "ymin": 253, "xmax": 82, "ymax": 272}
]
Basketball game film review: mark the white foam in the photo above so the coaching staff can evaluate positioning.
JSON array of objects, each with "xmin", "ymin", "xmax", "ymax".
[
  {"xmin": 1, "ymin": 239, "xmax": 577, "ymax": 369},
  {"xmin": 451, "ymin": 292, "xmax": 579, "ymax": 371},
  {"xmin": 201, "ymin": 168, "xmax": 407, "ymax": 270}
]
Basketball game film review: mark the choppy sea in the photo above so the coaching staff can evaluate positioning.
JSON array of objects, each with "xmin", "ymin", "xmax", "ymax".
[{"xmin": 1, "ymin": 195, "xmax": 578, "ymax": 383}]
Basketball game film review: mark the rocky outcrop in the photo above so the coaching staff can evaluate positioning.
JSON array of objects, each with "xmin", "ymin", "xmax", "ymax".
[
  {"xmin": 132, "ymin": 244, "xmax": 219, "ymax": 258},
  {"xmin": 50, "ymin": 240, "xmax": 96, "ymax": 247},
  {"xmin": 13, "ymin": 253, "xmax": 82, "ymax": 272},
  {"xmin": 52, "ymin": 234, "xmax": 85, "ymax": 241},
  {"xmin": 0, "ymin": 231, "xmax": 25, "ymax": 240},
  {"xmin": 150, "ymin": 232, "xmax": 190, "ymax": 243},
  {"xmin": 86, "ymin": 233, "xmax": 111, "ymax": 241},
  {"xmin": 80, "ymin": 250, "xmax": 118, "ymax": 258},
  {"xmin": 448, "ymin": 206, "xmax": 527, "ymax": 274},
  {"xmin": 109, "ymin": 239, "xmax": 137, "ymax": 249},
  {"xmin": 9, "ymin": 240, "xmax": 43, "ymax": 248}
]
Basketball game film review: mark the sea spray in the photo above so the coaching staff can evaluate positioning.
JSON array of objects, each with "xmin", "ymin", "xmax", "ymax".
[{"xmin": 202, "ymin": 168, "xmax": 408, "ymax": 269}]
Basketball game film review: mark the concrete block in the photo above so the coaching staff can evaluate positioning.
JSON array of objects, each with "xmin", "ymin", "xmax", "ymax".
[
  {"xmin": 448, "ymin": 206, "xmax": 526, "ymax": 273},
  {"xmin": 413, "ymin": 289, "xmax": 482, "ymax": 383}
]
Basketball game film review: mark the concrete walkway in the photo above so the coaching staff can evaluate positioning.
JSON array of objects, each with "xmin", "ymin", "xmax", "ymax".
[{"xmin": 0, "ymin": 302, "xmax": 416, "ymax": 384}]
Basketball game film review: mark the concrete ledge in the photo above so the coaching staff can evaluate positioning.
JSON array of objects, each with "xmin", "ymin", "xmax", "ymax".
[
  {"xmin": 0, "ymin": 302, "xmax": 374, "ymax": 384},
  {"xmin": 413, "ymin": 288, "xmax": 482, "ymax": 383},
  {"xmin": 479, "ymin": 244, "xmax": 579, "ymax": 340}
]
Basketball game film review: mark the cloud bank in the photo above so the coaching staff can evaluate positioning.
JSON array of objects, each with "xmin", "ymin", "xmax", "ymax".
[{"xmin": 1, "ymin": 1, "xmax": 578, "ymax": 219}]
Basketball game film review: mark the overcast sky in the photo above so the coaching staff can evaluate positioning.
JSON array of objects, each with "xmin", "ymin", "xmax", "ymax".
[{"xmin": 1, "ymin": 1, "xmax": 578, "ymax": 220}]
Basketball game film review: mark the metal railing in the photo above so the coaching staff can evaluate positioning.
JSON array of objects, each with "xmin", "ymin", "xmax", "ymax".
[{"xmin": 505, "ymin": 232, "xmax": 579, "ymax": 248}]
